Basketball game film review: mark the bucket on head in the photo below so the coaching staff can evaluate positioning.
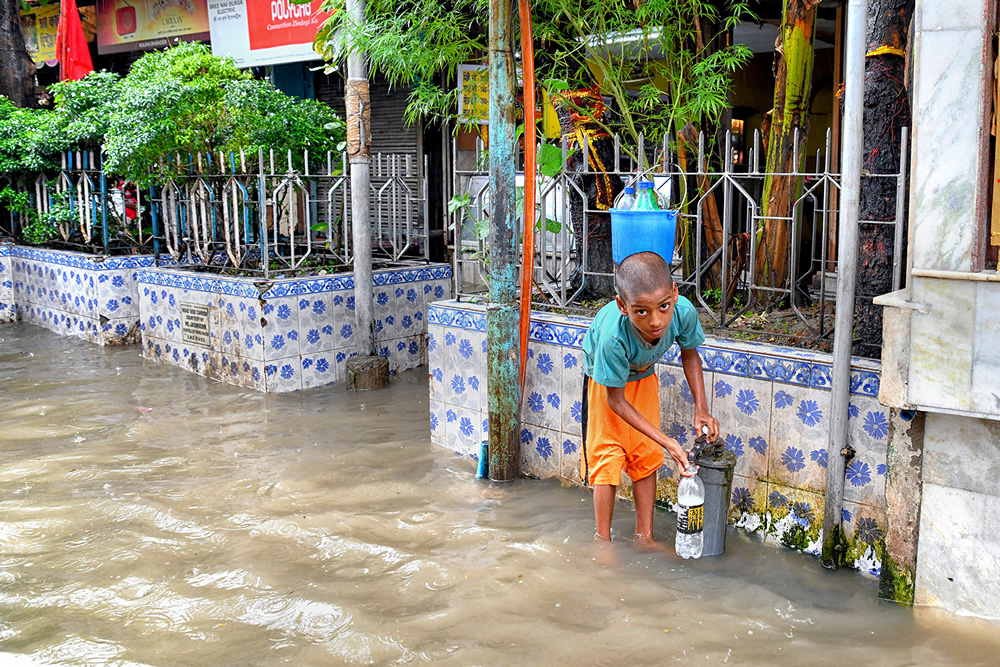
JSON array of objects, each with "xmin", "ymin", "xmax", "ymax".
[{"xmin": 610, "ymin": 208, "xmax": 678, "ymax": 265}]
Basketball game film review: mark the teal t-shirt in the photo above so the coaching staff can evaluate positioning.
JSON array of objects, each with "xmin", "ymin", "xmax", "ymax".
[{"xmin": 582, "ymin": 296, "xmax": 704, "ymax": 388}]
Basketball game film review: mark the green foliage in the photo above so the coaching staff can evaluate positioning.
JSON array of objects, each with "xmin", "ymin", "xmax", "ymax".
[
  {"xmin": 0, "ymin": 98, "xmax": 67, "ymax": 176},
  {"xmin": 49, "ymin": 71, "xmax": 124, "ymax": 149},
  {"xmin": 0, "ymin": 185, "xmax": 57, "ymax": 245},
  {"xmin": 103, "ymin": 42, "xmax": 346, "ymax": 185},
  {"xmin": 318, "ymin": 0, "xmax": 754, "ymax": 161}
]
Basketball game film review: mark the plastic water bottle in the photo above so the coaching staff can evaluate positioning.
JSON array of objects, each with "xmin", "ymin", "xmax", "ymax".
[
  {"xmin": 675, "ymin": 449, "xmax": 705, "ymax": 559},
  {"xmin": 632, "ymin": 181, "xmax": 660, "ymax": 211},
  {"xmin": 615, "ymin": 186, "xmax": 636, "ymax": 210}
]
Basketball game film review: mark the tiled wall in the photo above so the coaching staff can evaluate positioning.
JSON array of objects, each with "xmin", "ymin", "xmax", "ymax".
[
  {"xmin": 138, "ymin": 264, "xmax": 452, "ymax": 392},
  {"xmin": 428, "ymin": 299, "xmax": 892, "ymax": 575},
  {"xmin": 9, "ymin": 246, "xmax": 152, "ymax": 344},
  {"xmin": 0, "ymin": 245, "xmax": 12, "ymax": 323}
]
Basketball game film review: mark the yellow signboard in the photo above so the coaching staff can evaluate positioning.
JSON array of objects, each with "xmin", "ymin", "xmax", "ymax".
[
  {"xmin": 458, "ymin": 64, "xmax": 489, "ymax": 125},
  {"xmin": 20, "ymin": 4, "xmax": 61, "ymax": 66}
]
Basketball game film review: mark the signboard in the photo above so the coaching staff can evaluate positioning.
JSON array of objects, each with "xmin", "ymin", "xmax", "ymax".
[
  {"xmin": 20, "ymin": 4, "xmax": 60, "ymax": 66},
  {"xmin": 458, "ymin": 64, "xmax": 489, "ymax": 124},
  {"xmin": 96, "ymin": 0, "xmax": 211, "ymax": 55},
  {"xmin": 208, "ymin": 0, "xmax": 330, "ymax": 68},
  {"xmin": 180, "ymin": 302, "xmax": 211, "ymax": 347}
]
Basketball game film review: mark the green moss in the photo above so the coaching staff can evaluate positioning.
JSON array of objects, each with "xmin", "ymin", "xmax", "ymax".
[
  {"xmin": 879, "ymin": 552, "xmax": 915, "ymax": 605},
  {"xmin": 781, "ymin": 524, "xmax": 810, "ymax": 550}
]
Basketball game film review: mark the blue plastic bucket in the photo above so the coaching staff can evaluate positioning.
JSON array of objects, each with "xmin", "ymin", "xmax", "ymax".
[{"xmin": 610, "ymin": 208, "xmax": 678, "ymax": 265}]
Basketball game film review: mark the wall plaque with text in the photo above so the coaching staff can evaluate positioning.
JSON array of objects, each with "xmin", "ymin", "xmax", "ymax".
[{"xmin": 180, "ymin": 302, "xmax": 211, "ymax": 347}]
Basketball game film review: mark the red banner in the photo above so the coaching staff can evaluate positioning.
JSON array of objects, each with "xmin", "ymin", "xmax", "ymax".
[{"xmin": 246, "ymin": 0, "xmax": 329, "ymax": 51}]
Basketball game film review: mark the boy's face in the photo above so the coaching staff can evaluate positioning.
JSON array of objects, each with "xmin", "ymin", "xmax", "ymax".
[{"xmin": 616, "ymin": 283, "xmax": 679, "ymax": 344}]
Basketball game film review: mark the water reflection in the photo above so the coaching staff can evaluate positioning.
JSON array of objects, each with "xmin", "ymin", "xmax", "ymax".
[{"xmin": 1, "ymin": 323, "xmax": 998, "ymax": 665}]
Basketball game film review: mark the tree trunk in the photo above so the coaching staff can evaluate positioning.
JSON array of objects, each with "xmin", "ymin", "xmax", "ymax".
[
  {"xmin": 552, "ymin": 88, "xmax": 618, "ymax": 301},
  {"xmin": 853, "ymin": 0, "xmax": 913, "ymax": 359},
  {"xmin": 0, "ymin": 0, "xmax": 36, "ymax": 108},
  {"xmin": 755, "ymin": 0, "xmax": 821, "ymax": 298}
]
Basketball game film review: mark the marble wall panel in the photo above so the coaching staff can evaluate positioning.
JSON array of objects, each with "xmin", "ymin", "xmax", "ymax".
[
  {"xmin": 972, "ymin": 281, "xmax": 1000, "ymax": 416},
  {"xmin": 910, "ymin": 27, "xmax": 983, "ymax": 273},
  {"xmin": 909, "ymin": 277, "xmax": 976, "ymax": 413},
  {"xmin": 922, "ymin": 412, "xmax": 1000, "ymax": 497},
  {"xmin": 915, "ymin": 483, "xmax": 1000, "ymax": 619}
]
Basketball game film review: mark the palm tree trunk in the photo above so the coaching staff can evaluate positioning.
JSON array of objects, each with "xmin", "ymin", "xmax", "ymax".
[{"xmin": 755, "ymin": 0, "xmax": 821, "ymax": 298}]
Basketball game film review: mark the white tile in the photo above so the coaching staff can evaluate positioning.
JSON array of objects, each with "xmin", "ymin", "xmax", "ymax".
[
  {"xmin": 911, "ymin": 28, "xmax": 984, "ymax": 272},
  {"xmin": 915, "ymin": 483, "xmax": 1000, "ymax": 618},
  {"xmin": 909, "ymin": 277, "xmax": 975, "ymax": 412}
]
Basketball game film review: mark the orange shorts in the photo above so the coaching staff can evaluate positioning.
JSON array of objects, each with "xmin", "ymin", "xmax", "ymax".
[{"xmin": 582, "ymin": 374, "xmax": 664, "ymax": 486}]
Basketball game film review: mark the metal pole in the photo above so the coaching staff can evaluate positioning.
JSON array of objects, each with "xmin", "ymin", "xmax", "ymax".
[
  {"xmin": 347, "ymin": 0, "xmax": 374, "ymax": 357},
  {"xmin": 823, "ymin": 0, "xmax": 866, "ymax": 568},
  {"xmin": 486, "ymin": 0, "xmax": 520, "ymax": 480}
]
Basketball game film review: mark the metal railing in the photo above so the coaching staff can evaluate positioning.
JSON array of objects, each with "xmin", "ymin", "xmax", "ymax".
[
  {"xmin": 3, "ymin": 149, "xmax": 429, "ymax": 278},
  {"xmin": 450, "ymin": 127, "xmax": 908, "ymax": 348}
]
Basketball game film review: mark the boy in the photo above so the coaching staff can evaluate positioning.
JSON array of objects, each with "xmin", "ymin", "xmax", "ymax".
[{"xmin": 582, "ymin": 251, "xmax": 719, "ymax": 543}]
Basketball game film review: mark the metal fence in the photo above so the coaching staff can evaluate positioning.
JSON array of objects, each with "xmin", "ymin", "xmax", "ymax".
[
  {"xmin": 450, "ymin": 127, "xmax": 908, "ymax": 348},
  {"xmin": 3, "ymin": 149, "xmax": 430, "ymax": 278}
]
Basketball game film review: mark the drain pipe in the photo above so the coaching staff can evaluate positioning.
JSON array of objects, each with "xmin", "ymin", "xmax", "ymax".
[
  {"xmin": 486, "ymin": 0, "xmax": 521, "ymax": 480},
  {"xmin": 822, "ymin": 0, "xmax": 866, "ymax": 568}
]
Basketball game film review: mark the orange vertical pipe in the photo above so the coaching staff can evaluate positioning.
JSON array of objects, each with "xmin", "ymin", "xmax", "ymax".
[{"xmin": 517, "ymin": 0, "xmax": 536, "ymax": 395}]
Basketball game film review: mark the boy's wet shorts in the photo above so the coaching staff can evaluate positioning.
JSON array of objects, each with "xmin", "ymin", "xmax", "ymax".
[{"xmin": 581, "ymin": 374, "xmax": 664, "ymax": 486}]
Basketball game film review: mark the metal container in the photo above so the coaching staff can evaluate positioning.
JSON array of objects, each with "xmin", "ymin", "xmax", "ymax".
[{"xmin": 695, "ymin": 445, "xmax": 737, "ymax": 556}]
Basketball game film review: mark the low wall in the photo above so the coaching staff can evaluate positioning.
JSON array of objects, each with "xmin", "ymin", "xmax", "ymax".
[
  {"xmin": 138, "ymin": 264, "xmax": 452, "ymax": 392},
  {"xmin": 8, "ymin": 246, "xmax": 152, "ymax": 344},
  {"xmin": 428, "ymin": 299, "xmax": 892, "ymax": 575}
]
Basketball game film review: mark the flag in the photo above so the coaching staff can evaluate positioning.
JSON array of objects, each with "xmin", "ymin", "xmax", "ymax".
[{"xmin": 56, "ymin": 0, "xmax": 94, "ymax": 81}]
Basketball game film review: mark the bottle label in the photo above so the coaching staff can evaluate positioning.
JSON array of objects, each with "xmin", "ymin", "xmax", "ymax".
[{"xmin": 677, "ymin": 504, "xmax": 704, "ymax": 534}]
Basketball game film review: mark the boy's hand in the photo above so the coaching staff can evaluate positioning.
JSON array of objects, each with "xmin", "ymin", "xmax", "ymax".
[
  {"xmin": 662, "ymin": 436, "xmax": 694, "ymax": 477},
  {"xmin": 694, "ymin": 411, "xmax": 720, "ymax": 442}
]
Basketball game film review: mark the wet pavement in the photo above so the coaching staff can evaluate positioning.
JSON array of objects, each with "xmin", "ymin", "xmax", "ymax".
[{"xmin": 1, "ymin": 323, "xmax": 999, "ymax": 665}]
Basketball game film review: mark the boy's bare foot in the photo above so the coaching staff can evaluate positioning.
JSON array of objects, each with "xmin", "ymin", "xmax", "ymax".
[
  {"xmin": 634, "ymin": 533, "xmax": 672, "ymax": 553},
  {"xmin": 591, "ymin": 532, "xmax": 619, "ymax": 566}
]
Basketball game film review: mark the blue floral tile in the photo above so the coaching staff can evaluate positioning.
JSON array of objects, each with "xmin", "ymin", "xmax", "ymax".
[
  {"xmin": 844, "ymin": 396, "xmax": 889, "ymax": 508},
  {"xmin": 298, "ymin": 291, "xmax": 336, "ymax": 355},
  {"xmin": 518, "ymin": 424, "xmax": 561, "ymax": 480},
  {"xmin": 711, "ymin": 376, "xmax": 772, "ymax": 479},
  {"xmin": 427, "ymin": 325, "xmax": 447, "ymax": 402},
  {"xmin": 394, "ymin": 332, "xmax": 426, "ymax": 373},
  {"xmin": 442, "ymin": 329, "xmax": 481, "ymax": 410},
  {"xmin": 330, "ymin": 289, "xmax": 357, "ymax": 352},
  {"xmin": 730, "ymin": 474, "xmax": 765, "ymax": 532},
  {"xmin": 264, "ymin": 354, "xmax": 303, "ymax": 393},
  {"xmin": 561, "ymin": 349, "xmax": 585, "ymax": 437},
  {"xmin": 658, "ymin": 364, "xmax": 713, "ymax": 439},
  {"xmin": 445, "ymin": 405, "xmax": 482, "ymax": 458},
  {"xmin": 521, "ymin": 343, "xmax": 562, "ymax": 432},
  {"xmin": 842, "ymin": 501, "xmax": 886, "ymax": 577},
  {"xmin": 425, "ymin": 279, "xmax": 451, "ymax": 305},
  {"xmin": 261, "ymin": 296, "xmax": 301, "ymax": 360},
  {"xmin": 764, "ymin": 483, "xmax": 825, "ymax": 555},
  {"xmin": 767, "ymin": 385, "xmax": 831, "ymax": 494},
  {"xmin": 332, "ymin": 346, "xmax": 360, "ymax": 385},
  {"xmin": 301, "ymin": 353, "xmax": 338, "ymax": 390},
  {"xmin": 214, "ymin": 294, "xmax": 245, "ymax": 355},
  {"xmin": 558, "ymin": 433, "xmax": 583, "ymax": 483},
  {"xmin": 429, "ymin": 399, "xmax": 447, "ymax": 447}
]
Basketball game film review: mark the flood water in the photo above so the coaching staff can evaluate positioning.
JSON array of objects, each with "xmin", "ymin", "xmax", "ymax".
[{"xmin": 2, "ymin": 324, "xmax": 1000, "ymax": 666}]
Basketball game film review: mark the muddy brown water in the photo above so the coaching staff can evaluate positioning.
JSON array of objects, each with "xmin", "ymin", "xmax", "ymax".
[{"xmin": 1, "ymin": 324, "xmax": 999, "ymax": 666}]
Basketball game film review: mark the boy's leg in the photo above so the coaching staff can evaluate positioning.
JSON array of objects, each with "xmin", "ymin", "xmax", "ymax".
[
  {"xmin": 632, "ymin": 471, "xmax": 657, "ymax": 540},
  {"xmin": 593, "ymin": 484, "xmax": 617, "ymax": 540}
]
